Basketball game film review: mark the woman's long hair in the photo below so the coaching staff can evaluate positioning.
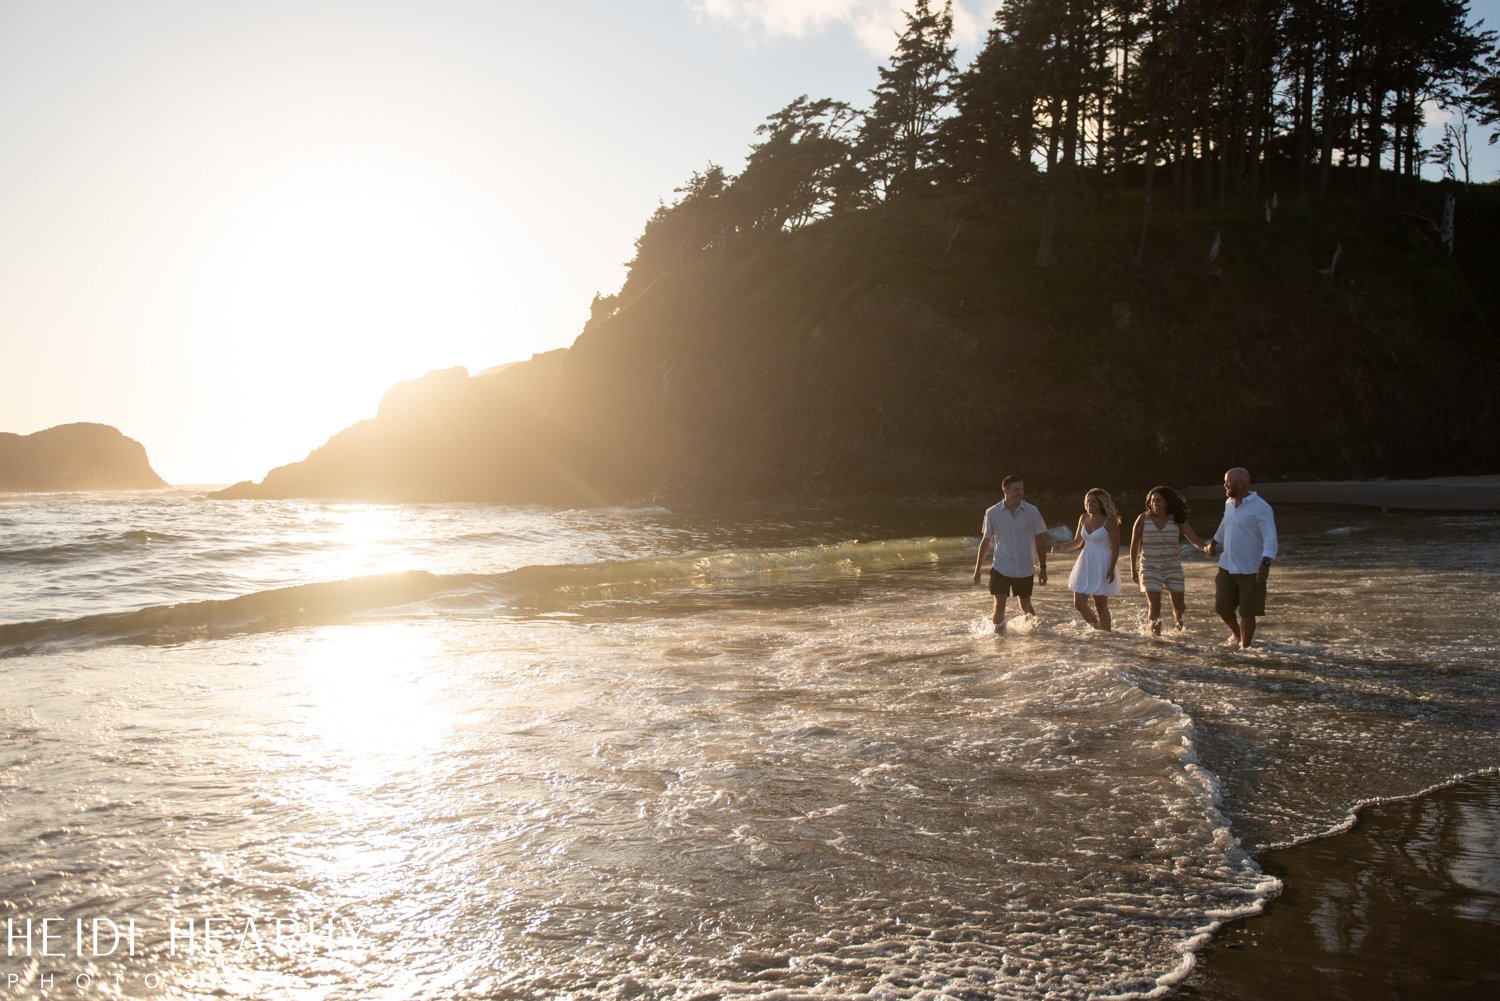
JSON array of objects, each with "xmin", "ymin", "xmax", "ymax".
[
  {"xmin": 1086, "ymin": 487, "xmax": 1120, "ymax": 523},
  {"xmin": 1145, "ymin": 485, "xmax": 1190, "ymax": 524}
]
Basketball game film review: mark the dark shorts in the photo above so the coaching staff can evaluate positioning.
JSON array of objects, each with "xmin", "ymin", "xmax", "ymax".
[
  {"xmin": 989, "ymin": 570, "xmax": 1035, "ymax": 599},
  {"xmin": 1215, "ymin": 568, "xmax": 1267, "ymax": 618}
]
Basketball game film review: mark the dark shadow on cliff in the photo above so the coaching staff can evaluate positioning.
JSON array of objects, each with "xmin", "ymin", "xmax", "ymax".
[{"xmin": 214, "ymin": 179, "xmax": 1500, "ymax": 507}]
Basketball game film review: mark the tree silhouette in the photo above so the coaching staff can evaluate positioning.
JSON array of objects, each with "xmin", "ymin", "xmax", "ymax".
[
  {"xmin": 859, "ymin": 0, "xmax": 960, "ymax": 198},
  {"xmin": 606, "ymin": 0, "xmax": 1499, "ymax": 300},
  {"xmin": 621, "ymin": 164, "xmax": 733, "ymax": 300},
  {"xmin": 729, "ymin": 96, "xmax": 863, "ymax": 232},
  {"xmin": 1475, "ymin": 42, "xmax": 1500, "ymax": 141}
]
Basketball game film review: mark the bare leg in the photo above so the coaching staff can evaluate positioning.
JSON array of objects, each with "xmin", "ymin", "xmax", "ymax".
[
  {"xmin": 1168, "ymin": 589, "xmax": 1186, "ymax": 630},
  {"xmin": 1094, "ymin": 596, "xmax": 1112, "ymax": 631},
  {"xmin": 1074, "ymin": 593, "xmax": 1101, "ymax": 629},
  {"xmin": 992, "ymin": 596, "xmax": 1009, "ymax": 634},
  {"xmin": 1146, "ymin": 590, "xmax": 1163, "ymax": 636},
  {"xmin": 1017, "ymin": 595, "xmax": 1036, "ymax": 618},
  {"xmin": 1240, "ymin": 614, "xmax": 1257, "ymax": 648},
  {"xmin": 1219, "ymin": 611, "xmax": 1242, "ymax": 646}
]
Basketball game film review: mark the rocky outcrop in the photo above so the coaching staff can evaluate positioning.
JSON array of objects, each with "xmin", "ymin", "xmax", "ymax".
[
  {"xmin": 213, "ymin": 350, "xmax": 582, "ymax": 502},
  {"xmin": 0, "ymin": 423, "xmax": 168, "ymax": 491}
]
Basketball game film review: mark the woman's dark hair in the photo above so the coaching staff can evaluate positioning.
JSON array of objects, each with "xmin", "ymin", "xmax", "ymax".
[{"xmin": 1146, "ymin": 485, "xmax": 1190, "ymax": 523}]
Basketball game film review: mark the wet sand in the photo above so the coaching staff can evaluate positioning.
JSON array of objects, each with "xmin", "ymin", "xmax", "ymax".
[{"xmin": 1176, "ymin": 774, "xmax": 1500, "ymax": 999}]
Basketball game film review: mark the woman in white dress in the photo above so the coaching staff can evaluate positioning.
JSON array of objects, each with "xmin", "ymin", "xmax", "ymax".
[{"xmin": 1050, "ymin": 487, "xmax": 1122, "ymax": 631}]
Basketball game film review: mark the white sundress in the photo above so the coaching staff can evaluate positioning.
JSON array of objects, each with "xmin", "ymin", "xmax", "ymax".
[{"xmin": 1067, "ymin": 524, "xmax": 1122, "ymax": 596}]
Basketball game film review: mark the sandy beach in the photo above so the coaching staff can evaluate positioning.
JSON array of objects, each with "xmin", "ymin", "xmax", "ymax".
[
  {"xmin": 1183, "ymin": 475, "xmax": 1500, "ymax": 512},
  {"xmin": 1178, "ymin": 773, "xmax": 1500, "ymax": 999}
]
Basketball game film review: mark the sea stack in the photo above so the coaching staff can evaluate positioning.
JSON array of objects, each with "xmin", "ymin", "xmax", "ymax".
[{"xmin": 0, "ymin": 423, "xmax": 168, "ymax": 491}]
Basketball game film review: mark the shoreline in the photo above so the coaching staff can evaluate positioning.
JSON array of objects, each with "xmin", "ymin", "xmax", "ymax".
[
  {"xmin": 9, "ymin": 474, "xmax": 1500, "ymax": 514},
  {"xmin": 1175, "ymin": 772, "xmax": 1500, "ymax": 999},
  {"xmin": 1183, "ymin": 475, "xmax": 1500, "ymax": 512}
]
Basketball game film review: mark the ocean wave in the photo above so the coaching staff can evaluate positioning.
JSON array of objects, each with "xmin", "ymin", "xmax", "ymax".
[
  {"xmin": 0, "ymin": 529, "xmax": 190, "ymax": 566},
  {"xmin": 0, "ymin": 537, "xmax": 972, "ymax": 657},
  {"xmin": 0, "ymin": 571, "xmax": 456, "ymax": 657}
]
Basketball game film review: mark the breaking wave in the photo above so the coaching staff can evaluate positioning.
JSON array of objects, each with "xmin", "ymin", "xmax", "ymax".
[{"xmin": 0, "ymin": 536, "xmax": 970, "ymax": 657}]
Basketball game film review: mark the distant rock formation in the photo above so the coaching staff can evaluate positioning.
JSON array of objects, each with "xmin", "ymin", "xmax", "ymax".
[
  {"xmin": 213, "ymin": 350, "xmax": 581, "ymax": 502},
  {"xmin": 0, "ymin": 423, "xmax": 168, "ymax": 491}
]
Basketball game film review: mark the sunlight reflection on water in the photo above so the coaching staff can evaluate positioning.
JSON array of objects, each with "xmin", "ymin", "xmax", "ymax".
[
  {"xmin": 4, "ymin": 506, "xmax": 1500, "ymax": 999},
  {"xmin": 296, "ymin": 623, "xmax": 455, "ymax": 772}
]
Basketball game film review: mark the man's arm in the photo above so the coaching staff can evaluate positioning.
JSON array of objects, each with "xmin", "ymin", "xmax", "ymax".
[
  {"xmin": 1257, "ymin": 506, "xmax": 1278, "ymax": 581},
  {"xmin": 1033, "ymin": 531, "xmax": 1050, "ymax": 586},
  {"xmin": 973, "ymin": 536, "xmax": 993, "ymax": 584},
  {"xmin": 1260, "ymin": 507, "xmax": 1278, "ymax": 562}
]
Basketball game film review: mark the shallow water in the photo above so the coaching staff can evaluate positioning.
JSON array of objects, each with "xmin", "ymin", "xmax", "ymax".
[{"xmin": 3, "ymin": 493, "xmax": 1498, "ymax": 999}]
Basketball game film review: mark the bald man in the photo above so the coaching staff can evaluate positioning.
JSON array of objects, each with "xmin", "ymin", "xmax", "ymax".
[{"xmin": 1205, "ymin": 467, "xmax": 1278, "ymax": 648}]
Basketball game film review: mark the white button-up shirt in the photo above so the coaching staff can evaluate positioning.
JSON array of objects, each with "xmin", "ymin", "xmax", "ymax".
[
  {"xmin": 1213, "ymin": 492, "xmax": 1278, "ymax": 574},
  {"xmin": 982, "ymin": 500, "xmax": 1048, "ymax": 577}
]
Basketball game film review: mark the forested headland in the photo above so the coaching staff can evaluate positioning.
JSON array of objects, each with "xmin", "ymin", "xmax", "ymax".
[{"xmin": 218, "ymin": 0, "xmax": 1500, "ymax": 505}]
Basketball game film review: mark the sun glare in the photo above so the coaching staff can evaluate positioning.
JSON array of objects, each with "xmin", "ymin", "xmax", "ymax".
[
  {"xmin": 299, "ymin": 622, "xmax": 453, "ymax": 781},
  {"xmin": 206, "ymin": 166, "xmax": 500, "ymax": 354},
  {"xmin": 182, "ymin": 163, "xmax": 522, "ymax": 478}
]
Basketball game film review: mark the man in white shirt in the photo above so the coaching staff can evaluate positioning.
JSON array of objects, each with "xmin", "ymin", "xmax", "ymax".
[
  {"xmin": 1206, "ymin": 466, "xmax": 1278, "ymax": 648},
  {"xmin": 972, "ymin": 474, "xmax": 1050, "ymax": 634}
]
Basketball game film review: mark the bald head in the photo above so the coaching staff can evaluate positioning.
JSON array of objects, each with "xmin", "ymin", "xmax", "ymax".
[{"xmin": 1224, "ymin": 467, "xmax": 1251, "ymax": 501}]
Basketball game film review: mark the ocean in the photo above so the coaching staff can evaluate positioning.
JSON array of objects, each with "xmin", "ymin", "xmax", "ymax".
[{"xmin": 2, "ymin": 490, "xmax": 1498, "ymax": 1000}]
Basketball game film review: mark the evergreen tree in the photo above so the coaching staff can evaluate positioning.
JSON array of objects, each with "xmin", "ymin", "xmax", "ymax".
[
  {"xmin": 859, "ymin": 0, "xmax": 960, "ymax": 197},
  {"xmin": 941, "ymin": 2, "xmax": 1048, "ymax": 183},
  {"xmin": 621, "ymin": 164, "xmax": 733, "ymax": 300},
  {"xmin": 1343, "ymin": 0, "xmax": 1489, "ymax": 187},
  {"xmin": 729, "ymin": 96, "xmax": 863, "ymax": 232},
  {"xmin": 1474, "ymin": 43, "xmax": 1500, "ymax": 143},
  {"xmin": 605, "ymin": 0, "xmax": 1500, "ymax": 302}
]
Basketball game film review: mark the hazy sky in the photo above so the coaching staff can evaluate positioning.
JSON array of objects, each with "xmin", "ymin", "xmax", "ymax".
[{"xmin": 3, "ymin": 0, "xmax": 1497, "ymax": 484}]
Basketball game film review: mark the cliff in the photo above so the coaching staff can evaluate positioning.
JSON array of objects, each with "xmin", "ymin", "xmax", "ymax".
[
  {"xmin": 572, "ymin": 185, "xmax": 1500, "ymax": 500},
  {"xmin": 215, "ymin": 183, "xmax": 1500, "ymax": 506},
  {"xmin": 0, "ymin": 423, "xmax": 168, "ymax": 492}
]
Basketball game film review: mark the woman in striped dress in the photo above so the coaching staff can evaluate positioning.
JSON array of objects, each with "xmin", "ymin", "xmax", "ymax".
[{"xmin": 1129, "ymin": 485, "xmax": 1207, "ymax": 635}]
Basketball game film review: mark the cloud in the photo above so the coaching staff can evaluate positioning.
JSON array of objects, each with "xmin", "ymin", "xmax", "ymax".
[{"xmin": 690, "ymin": 0, "xmax": 988, "ymax": 57}]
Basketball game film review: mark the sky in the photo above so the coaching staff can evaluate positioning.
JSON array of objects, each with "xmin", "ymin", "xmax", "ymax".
[{"xmin": 3, "ymin": 0, "xmax": 1498, "ymax": 485}]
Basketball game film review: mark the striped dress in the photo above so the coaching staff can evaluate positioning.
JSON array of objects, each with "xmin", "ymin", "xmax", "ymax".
[{"xmin": 1139, "ymin": 516, "xmax": 1186, "ymax": 594}]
